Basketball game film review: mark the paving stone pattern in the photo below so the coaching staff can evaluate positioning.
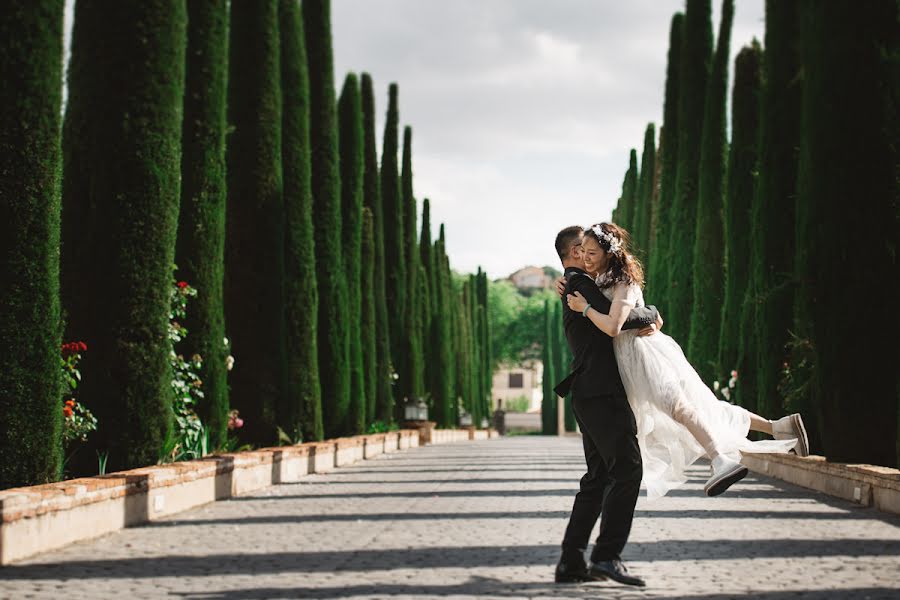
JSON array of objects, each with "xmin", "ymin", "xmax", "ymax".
[{"xmin": 2, "ymin": 436, "xmax": 899, "ymax": 599}]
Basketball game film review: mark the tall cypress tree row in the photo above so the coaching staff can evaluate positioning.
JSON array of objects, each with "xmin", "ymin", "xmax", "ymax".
[
  {"xmin": 718, "ymin": 41, "xmax": 761, "ymax": 391},
  {"xmin": 0, "ymin": 1, "xmax": 64, "ymax": 488},
  {"xmin": 633, "ymin": 123, "xmax": 656, "ymax": 258},
  {"xmin": 687, "ymin": 0, "xmax": 733, "ymax": 385},
  {"xmin": 648, "ymin": 13, "xmax": 684, "ymax": 303},
  {"xmin": 541, "ymin": 299, "xmax": 557, "ymax": 435},
  {"xmin": 381, "ymin": 83, "xmax": 406, "ymax": 413},
  {"xmin": 747, "ymin": 0, "xmax": 801, "ymax": 418},
  {"xmin": 360, "ymin": 207, "xmax": 378, "ymax": 426},
  {"xmin": 61, "ymin": 0, "xmax": 187, "ymax": 471},
  {"xmin": 338, "ymin": 73, "xmax": 366, "ymax": 435},
  {"xmin": 303, "ymin": 0, "xmax": 350, "ymax": 438},
  {"xmin": 360, "ymin": 73, "xmax": 393, "ymax": 423},
  {"xmin": 280, "ymin": 0, "xmax": 322, "ymax": 441},
  {"xmin": 176, "ymin": 0, "xmax": 230, "ymax": 448},
  {"xmin": 795, "ymin": 0, "xmax": 897, "ymax": 466},
  {"xmin": 225, "ymin": 0, "xmax": 283, "ymax": 446},
  {"xmin": 665, "ymin": 0, "xmax": 712, "ymax": 343},
  {"xmin": 400, "ymin": 126, "xmax": 424, "ymax": 401}
]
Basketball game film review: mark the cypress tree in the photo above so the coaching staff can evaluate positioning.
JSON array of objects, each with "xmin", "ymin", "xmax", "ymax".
[
  {"xmin": 400, "ymin": 126, "xmax": 424, "ymax": 401},
  {"xmin": 618, "ymin": 151, "xmax": 639, "ymax": 231},
  {"xmin": 648, "ymin": 13, "xmax": 685, "ymax": 303},
  {"xmin": 360, "ymin": 73, "xmax": 393, "ymax": 423},
  {"xmin": 360, "ymin": 208, "xmax": 378, "ymax": 426},
  {"xmin": 665, "ymin": 0, "xmax": 713, "ymax": 343},
  {"xmin": 432, "ymin": 235, "xmax": 454, "ymax": 426},
  {"xmin": 176, "ymin": 0, "xmax": 230, "ymax": 448},
  {"xmin": 381, "ymin": 84, "xmax": 406, "ymax": 413},
  {"xmin": 61, "ymin": 0, "xmax": 187, "ymax": 471},
  {"xmin": 303, "ymin": 0, "xmax": 350, "ymax": 438},
  {"xmin": 687, "ymin": 0, "xmax": 733, "ymax": 385},
  {"xmin": 0, "ymin": 1, "xmax": 64, "ymax": 488},
  {"xmin": 747, "ymin": 0, "xmax": 801, "ymax": 417},
  {"xmin": 419, "ymin": 198, "xmax": 435, "ymax": 395},
  {"xmin": 477, "ymin": 268, "xmax": 493, "ymax": 420},
  {"xmin": 280, "ymin": 0, "xmax": 322, "ymax": 441},
  {"xmin": 795, "ymin": 0, "xmax": 897, "ymax": 465},
  {"xmin": 718, "ymin": 42, "xmax": 761, "ymax": 392},
  {"xmin": 633, "ymin": 123, "xmax": 657, "ymax": 258},
  {"xmin": 225, "ymin": 0, "xmax": 283, "ymax": 446},
  {"xmin": 338, "ymin": 73, "xmax": 365, "ymax": 434},
  {"xmin": 541, "ymin": 299, "xmax": 557, "ymax": 435}
]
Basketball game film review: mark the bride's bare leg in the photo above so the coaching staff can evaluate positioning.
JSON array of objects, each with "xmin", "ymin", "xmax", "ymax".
[
  {"xmin": 670, "ymin": 393, "xmax": 723, "ymax": 459},
  {"xmin": 747, "ymin": 412, "xmax": 774, "ymax": 435}
]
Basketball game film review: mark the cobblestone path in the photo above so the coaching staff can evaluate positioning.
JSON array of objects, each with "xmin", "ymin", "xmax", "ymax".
[{"xmin": 2, "ymin": 436, "xmax": 898, "ymax": 599}]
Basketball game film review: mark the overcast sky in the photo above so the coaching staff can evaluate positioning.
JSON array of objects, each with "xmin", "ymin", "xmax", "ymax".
[{"xmin": 332, "ymin": 0, "xmax": 765, "ymax": 278}]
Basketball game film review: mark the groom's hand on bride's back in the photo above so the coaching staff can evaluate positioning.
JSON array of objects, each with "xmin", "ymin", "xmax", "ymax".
[
  {"xmin": 637, "ymin": 313, "xmax": 664, "ymax": 337},
  {"xmin": 555, "ymin": 276, "xmax": 566, "ymax": 297}
]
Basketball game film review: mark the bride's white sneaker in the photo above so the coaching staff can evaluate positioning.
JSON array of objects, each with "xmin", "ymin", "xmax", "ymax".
[
  {"xmin": 771, "ymin": 413, "xmax": 810, "ymax": 457},
  {"xmin": 704, "ymin": 455, "xmax": 748, "ymax": 497}
]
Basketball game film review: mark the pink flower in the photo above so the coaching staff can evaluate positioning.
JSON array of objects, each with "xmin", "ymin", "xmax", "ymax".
[
  {"xmin": 730, "ymin": 370, "xmax": 738, "ymax": 379},
  {"xmin": 235, "ymin": 418, "xmax": 244, "ymax": 429}
]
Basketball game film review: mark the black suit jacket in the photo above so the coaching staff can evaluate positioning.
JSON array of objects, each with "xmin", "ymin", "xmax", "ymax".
[{"xmin": 554, "ymin": 266, "xmax": 658, "ymax": 400}]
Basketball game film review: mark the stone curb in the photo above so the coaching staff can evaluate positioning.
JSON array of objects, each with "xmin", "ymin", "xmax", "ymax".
[
  {"xmin": 0, "ymin": 428, "xmax": 500, "ymax": 565},
  {"xmin": 741, "ymin": 452, "xmax": 900, "ymax": 515}
]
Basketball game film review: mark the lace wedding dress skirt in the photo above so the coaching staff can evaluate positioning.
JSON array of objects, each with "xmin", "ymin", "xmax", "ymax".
[{"xmin": 606, "ymin": 282, "xmax": 797, "ymax": 500}]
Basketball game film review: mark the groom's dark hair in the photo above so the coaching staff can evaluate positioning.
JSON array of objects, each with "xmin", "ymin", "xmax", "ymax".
[{"xmin": 555, "ymin": 226, "xmax": 584, "ymax": 261}]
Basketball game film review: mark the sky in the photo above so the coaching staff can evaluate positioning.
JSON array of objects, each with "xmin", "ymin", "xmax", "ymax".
[
  {"xmin": 331, "ymin": 0, "xmax": 765, "ymax": 278},
  {"xmin": 62, "ymin": 0, "xmax": 766, "ymax": 280}
]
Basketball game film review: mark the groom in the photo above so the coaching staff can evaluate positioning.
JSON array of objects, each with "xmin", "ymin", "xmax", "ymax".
[{"xmin": 552, "ymin": 225, "xmax": 661, "ymax": 587}]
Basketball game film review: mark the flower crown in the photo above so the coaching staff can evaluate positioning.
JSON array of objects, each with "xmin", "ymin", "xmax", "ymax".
[{"xmin": 590, "ymin": 225, "xmax": 623, "ymax": 255}]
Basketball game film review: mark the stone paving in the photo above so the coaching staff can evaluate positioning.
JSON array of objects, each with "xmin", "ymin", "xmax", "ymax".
[{"xmin": 1, "ymin": 436, "xmax": 899, "ymax": 599}]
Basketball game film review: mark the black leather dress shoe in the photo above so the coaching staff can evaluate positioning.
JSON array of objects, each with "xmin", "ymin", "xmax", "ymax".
[
  {"xmin": 589, "ymin": 559, "xmax": 646, "ymax": 587},
  {"xmin": 554, "ymin": 558, "xmax": 593, "ymax": 583}
]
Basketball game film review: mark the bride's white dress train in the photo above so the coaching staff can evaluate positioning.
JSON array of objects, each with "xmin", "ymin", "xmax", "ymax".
[{"xmin": 604, "ymin": 281, "xmax": 797, "ymax": 500}]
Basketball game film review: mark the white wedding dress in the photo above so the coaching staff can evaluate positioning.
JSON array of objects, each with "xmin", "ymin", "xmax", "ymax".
[{"xmin": 601, "ymin": 279, "xmax": 797, "ymax": 500}]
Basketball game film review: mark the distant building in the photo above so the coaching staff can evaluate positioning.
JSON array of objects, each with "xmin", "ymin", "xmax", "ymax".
[
  {"xmin": 491, "ymin": 360, "xmax": 542, "ymax": 412},
  {"xmin": 508, "ymin": 266, "xmax": 550, "ymax": 291}
]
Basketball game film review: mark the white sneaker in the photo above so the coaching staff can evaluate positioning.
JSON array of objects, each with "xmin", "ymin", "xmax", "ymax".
[
  {"xmin": 772, "ymin": 413, "xmax": 810, "ymax": 457},
  {"xmin": 704, "ymin": 455, "xmax": 748, "ymax": 497}
]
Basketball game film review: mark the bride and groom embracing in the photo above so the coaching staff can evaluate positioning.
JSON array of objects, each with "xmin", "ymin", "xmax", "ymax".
[{"xmin": 551, "ymin": 223, "xmax": 808, "ymax": 587}]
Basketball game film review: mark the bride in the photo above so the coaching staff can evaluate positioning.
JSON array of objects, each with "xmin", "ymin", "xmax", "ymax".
[{"xmin": 559, "ymin": 222, "xmax": 807, "ymax": 499}]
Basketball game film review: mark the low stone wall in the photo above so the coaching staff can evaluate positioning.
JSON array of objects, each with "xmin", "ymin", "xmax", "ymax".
[
  {"xmin": 0, "ymin": 427, "xmax": 496, "ymax": 565},
  {"xmin": 741, "ymin": 453, "xmax": 900, "ymax": 515}
]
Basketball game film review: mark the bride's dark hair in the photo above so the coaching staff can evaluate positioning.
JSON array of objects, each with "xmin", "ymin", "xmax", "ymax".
[{"xmin": 584, "ymin": 222, "xmax": 645, "ymax": 289}]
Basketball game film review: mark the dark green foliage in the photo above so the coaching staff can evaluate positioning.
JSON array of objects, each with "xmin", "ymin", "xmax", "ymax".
[
  {"xmin": 747, "ymin": 0, "xmax": 801, "ymax": 417},
  {"xmin": 648, "ymin": 13, "xmax": 684, "ymax": 303},
  {"xmin": 719, "ymin": 42, "xmax": 761, "ymax": 396},
  {"xmin": 360, "ymin": 208, "xmax": 378, "ymax": 426},
  {"xmin": 419, "ymin": 199, "xmax": 435, "ymax": 396},
  {"xmin": 303, "ymin": 0, "xmax": 350, "ymax": 438},
  {"xmin": 0, "ymin": 0, "xmax": 64, "ymax": 488},
  {"xmin": 633, "ymin": 123, "xmax": 657, "ymax": 258},
  {"xmin": 665, "ymin": 0, "xmax": 712, "ymax": 344},
  {"xmin": 225, "ymin": 0, "xmax": 283, "ymax": 447},
  {"xmin": 360, "ymin": 73, "xmax": 393, "ymax": 423},
  {"xmin": 795, "ymin": 0, "xmax": 898, "ymax": 466},
  {"xmin": 687, "ymin": 0, "xmax": 733, "ymax": 385},
  {"xmin": 381, "ymin": 84, "xmax": 406, "ymax": 414},
  {"xmin": 61, "ymin": 0, "xmax": 187, "ymax": 471},
  {"xmin": 176, "ymin": 0, "xmax": 230, "ymax": 448},
  {"xmin": 280, "ymin": 0, "xmax": 322, "ymax": 441},
  {"xmin": 338, "ymin": 73, "xmax": 365, "ymax": 434},
  {"xmin": 400, "ymin": 126, "xmax": 424, "ymax": 401},
  {"xmin": 431, "ymin": 235, "xmax": 454, "ymax": 426},
  {"xmin": 541, "ymin": 299, "xmax": 557, "ymax": 435},
  {"xmin": 550, "ymin": 301, "xmax": 575, "ymax": 431},
  {"xmin": 617, "ymin": 150, "xmax": 639, "ymax": 232}
]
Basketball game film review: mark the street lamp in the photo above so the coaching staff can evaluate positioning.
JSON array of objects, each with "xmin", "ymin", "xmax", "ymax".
[
  {"xmin": 459, "ymin": 410, "xmax": 473, "ymax": 427},
  {"xmin": 404, "ymin": 397, "xmax": 428, "ymax": 422}
]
